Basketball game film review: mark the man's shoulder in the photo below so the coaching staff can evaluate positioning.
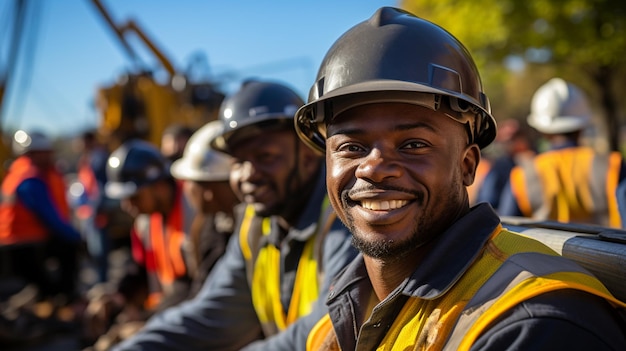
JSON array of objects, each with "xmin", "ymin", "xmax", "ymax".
[
  {"xmin": 476, "ymin": 289, "xmax": 626, "ymax": 350},
  {"xmin": 15, "ymin": 176, "xmax": 47, "ymax": 194}
]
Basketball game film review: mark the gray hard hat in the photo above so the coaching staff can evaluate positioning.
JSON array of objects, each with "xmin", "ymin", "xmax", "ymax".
[
  {"xmin": 295, "ymin": 7, "xmax": 496, "ymax": 152},
  {"xmin": 210, "ymin": 80, "xmax": 304, "ymax": 154},
  {"xmin": 105, "ymin": 139, "xmax": 170, "ymax": 199}
]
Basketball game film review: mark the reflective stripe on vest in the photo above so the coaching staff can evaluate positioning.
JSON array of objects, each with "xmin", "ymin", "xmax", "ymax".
[
  {"xmin": 143, "ymin": 186, "xmax": 188, "ymax": 309},
  {"xmin": 306, "ymin": 227, "xmax": 626, "ymax": 351},
  {"xmin": 448, "ymin": 254, "xmax": 626, "ymax": 351},
  {"xmin": 240, "ymin": 196, "xmax": 335, "ymax": 336},
  {"xmin": 149, "ymin": 213, "xmax": 187, "ymax": 285},
  {"xmin": 510, "ymin": 147, "xmax": 622, "ymax": 228}
]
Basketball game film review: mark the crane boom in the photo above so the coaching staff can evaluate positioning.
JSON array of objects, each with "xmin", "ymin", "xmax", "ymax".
[{"xmin": 87, "ymin": 0, "xmax": 224, "ymax": 150}]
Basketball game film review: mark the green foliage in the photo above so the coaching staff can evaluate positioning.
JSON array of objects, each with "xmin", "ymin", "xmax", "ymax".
[
  {"xmin": 400, "ymin": 0, "xmax": 626, "ymax": 150},
  {"xmin": 401, "ymin": 0, "xmax": 626, "ymax": 67}
]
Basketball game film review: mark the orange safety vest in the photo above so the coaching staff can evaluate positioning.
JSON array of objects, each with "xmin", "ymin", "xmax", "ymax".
[
  {"xmin": 0, "ymin": 156, "xmax": 71, "ymax": 245},
  {"xmin": 75, "ymin": 154, "xmax": 101, "ymax": 220},
  {"xmin": 138, "ymin": 182, "xmax": 189, "ymax": 309},
  {"xmin": 510, "ymin": 147, "xmax": 623, "ymax": 228}
]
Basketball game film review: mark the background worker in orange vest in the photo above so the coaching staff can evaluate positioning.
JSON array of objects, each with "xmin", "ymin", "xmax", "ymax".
[
  {"xmin": 295, "ymin": 7, "xmax": 626, "ymax": 350},
  {"xmin": 475, "ymin": 119, "xmax": 536, "ymax": 209},
  {"xmin": 84, "ymin": 139, "xmax": 195, "ymax": 348},
  {"xmin": 0, "ymin": 130, "xmax": 81, "ymax": 303},
  {"xmin": 113, "ymin": 80, "xmax": 358, "ymax": 350},
  {"xmin": 169, "ymin": 120, "xmax": 240, "ymax": 298},
  {"xmin": 498, "ymin": 78, "xmax": 626, "ymax": 228}
]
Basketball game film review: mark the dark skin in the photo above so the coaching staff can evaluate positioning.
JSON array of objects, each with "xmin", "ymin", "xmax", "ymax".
[
  {"xmin": 228, "ymin": 128, "xmax": 322, "ymax": 230},
  {"xmin": 325, "ymin": 102, "xmax": 480, "ymax": 301},
  {"xmin": 121, "ymin": 179, "xmax": 176, "ymax": 218}
]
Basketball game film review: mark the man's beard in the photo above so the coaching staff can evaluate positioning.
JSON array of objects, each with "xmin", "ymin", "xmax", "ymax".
[
  {"xmin": 337, "ymin": 183, "xmax": 425, "ymax": 260},
  {"xmin": 342, "ymin": 177, "xmax": 463, "ymax": 261},
  {"xmin": 348, "ymin": 213, "xmax": 427, "ymax": 261}
]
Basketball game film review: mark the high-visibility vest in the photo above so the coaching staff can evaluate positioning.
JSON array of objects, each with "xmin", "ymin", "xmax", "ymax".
[
  {"xmin": 0, "ymin": 156, "xmax": 71, "ymax": 245},
  {"xmin": 510, "ymin": 147, "xmax": 622, "ymax": 228},
  {"xmin": 306, "ymin": 226, "xmax": 626, "ymax": 351},
  {"xmin": 138, "ymin": 182, "xmax": 189, "ymax": 309},
  {"xmin": 240, "ymin": 197, "xmax": 335, "ymax": 337},
  {"xmin": 75, "ymin": 154, "xmax": 101, "ymax": 220}
]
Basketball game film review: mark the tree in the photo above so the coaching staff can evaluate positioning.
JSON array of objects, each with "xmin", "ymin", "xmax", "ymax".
[{"xmin": 401, "ymin": 0, "xmax": 626, "ymax": 151}]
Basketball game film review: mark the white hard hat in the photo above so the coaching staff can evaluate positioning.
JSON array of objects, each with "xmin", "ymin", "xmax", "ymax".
[
  {"xmin": 170, "ymin": 121, "xmax": 233, "ymax": 182},
  {"xmin": 527, "ymin": 78, "xmax": 592, "ymax": 134},
  {"xmin": 12, "ymin": 130, "xmax": 53, "ymax": 155}
]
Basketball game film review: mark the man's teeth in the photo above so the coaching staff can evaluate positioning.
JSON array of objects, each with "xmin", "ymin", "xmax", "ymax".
[{"xmin": 361, "ymin": 200, "xmax": 408, "ymax": 210}]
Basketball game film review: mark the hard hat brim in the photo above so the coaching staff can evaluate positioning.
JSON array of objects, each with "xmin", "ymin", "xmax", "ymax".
[
  {"xmin": 170, "ymin": 158, "xmax": 230, "ymax": 182},
  {"xmin": 295, "ymin": 80, "xmax": 495, "ymax": 153},
  {"xmin": 527, "ymin": 114, "xmax": 590, "ymax": 134},
  {"xmin": 105, "ymin": 181, "xmax": 138, "ymax": 200}
]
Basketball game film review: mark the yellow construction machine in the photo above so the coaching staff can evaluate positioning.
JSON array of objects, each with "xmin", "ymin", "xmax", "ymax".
[
  {"xmin": 1, "ymin": 0, "xmax": 225, "ymax": 178},
  {"xmin": 89, "ymin": 0, "xmax": 225, "ymax": 152}
]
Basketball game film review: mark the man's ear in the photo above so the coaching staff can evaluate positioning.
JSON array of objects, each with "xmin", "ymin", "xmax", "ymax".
[{"xmin": 462, "ymin": 144, "xmax": 481, "ymax": 187}]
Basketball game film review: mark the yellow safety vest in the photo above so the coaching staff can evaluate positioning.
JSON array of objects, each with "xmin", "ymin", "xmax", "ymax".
[
  {"xmin": 510, "ymin": 147, "xmax": 622, "ymax": 228},
  {"xmin": 307, "ymin": 226, "xmax": 626, "ymax": 351},
  {"xmin": 240, "ymin": 197, "xmax": 335, "ymax": 336}
]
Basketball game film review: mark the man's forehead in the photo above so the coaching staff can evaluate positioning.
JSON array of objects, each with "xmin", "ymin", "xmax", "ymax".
[
  {"xmin": 329, "ymin": 102, "xmax": 442, "ymax": 128},
  {"xmin": 327, "ymin": 100, "xmax": 471, "ymax": 142}
]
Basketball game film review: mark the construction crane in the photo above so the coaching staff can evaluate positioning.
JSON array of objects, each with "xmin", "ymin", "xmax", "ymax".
[
  {"xmin": 1, "ymin": 0, "xmax": 226, "ymax": 177},
  {"xmin": 88, "ymin": 0, "xmax": 225, "ymax": 151}
]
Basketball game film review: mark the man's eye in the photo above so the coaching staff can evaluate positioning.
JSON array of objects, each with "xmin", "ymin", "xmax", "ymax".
[
  {"xmin": 403, "ymin": 141, "xmax": 427, "ymax": 149},
  {"xmin": 337, "ymin": 143, "xmax": 364, "ymax": 153}
]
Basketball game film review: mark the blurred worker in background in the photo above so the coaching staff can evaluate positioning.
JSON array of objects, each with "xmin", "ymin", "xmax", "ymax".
[
  {"xmin": 498, "ymin": 78, "xmax": 626, "ymax": 228},
  {"xmin": 84, "ymin": 139, "xmax": 194, "ymax": 349},
  {"xmin": 476, "ymin": 119, "xmax": 536, "ymax": 209},
  {"xmin": 160, "ymin": 123, "xmax": 194, "ymax": 163},
  {"xmin": 114, "ymin": 80, "xmax": 358, "ymax": 350},
  {"xmin": 73, "ymin": 130, "xmax": 111, "ymax": 284},
  {"xmin": 0, "ymin": 130, "xmax": 82, "ymax": 302},
  {"xmin": 169, "ymin": 120, "xmax": 239, "ymax": 298},
  {"xmin": 295, "ymin": 8, "xmax": 626, "ymax": 350}
]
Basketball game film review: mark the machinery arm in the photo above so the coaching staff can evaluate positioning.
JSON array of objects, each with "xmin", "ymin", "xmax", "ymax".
[{"xmin": 88, "ymin": 0, "xmax": 176, "ymax": 79}]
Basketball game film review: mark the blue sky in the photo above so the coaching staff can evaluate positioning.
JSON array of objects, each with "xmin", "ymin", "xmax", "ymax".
[{"xmin": 1, "ymin": 0, "xmax": 398, "ymax": 137}]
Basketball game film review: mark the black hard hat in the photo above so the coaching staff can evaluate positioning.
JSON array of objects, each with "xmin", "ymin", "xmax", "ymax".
[
  {"xmin": 105, "ymin": 139, "xmax": 170, "ymax": 199},
  {"xmin": 210, "ymin": 80, "xmax": 304, "ymax": 154},
  {"xmin": 295, "ymin": 7, "xmax": 497, "ymax": 152}
]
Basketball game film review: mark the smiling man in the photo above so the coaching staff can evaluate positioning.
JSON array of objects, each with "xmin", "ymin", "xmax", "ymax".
[
  {"xmin": 113, "ymin": 80, "xmax": 357, "ymax": 351},
  {"xmin": 295, "ymin": 7, "xmax": 626, "ymax": 351}
]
